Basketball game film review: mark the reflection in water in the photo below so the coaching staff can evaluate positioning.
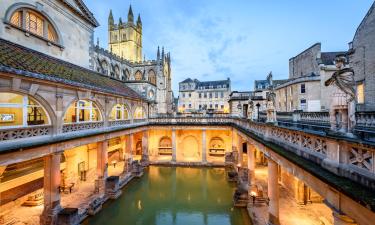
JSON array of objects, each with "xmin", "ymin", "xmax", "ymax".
[{"xmin": 84, "ymin": 166, "xmax": 251, "ymax": 225}]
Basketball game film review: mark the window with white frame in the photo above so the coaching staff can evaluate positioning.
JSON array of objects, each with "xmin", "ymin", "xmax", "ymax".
[
  {"xmin": 0, "ymin": 93, "xmax": 50, "ymax": 128},
  {"xmin": 109, "ymin": 104, "xmax": 129, "ymax": 121},
  {"xmin": 64, "ymin": 100, "xmax": 102, "ymax": 124}
]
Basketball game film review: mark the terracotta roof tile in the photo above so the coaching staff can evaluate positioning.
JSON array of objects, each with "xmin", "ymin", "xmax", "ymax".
[{"xmin": 0, "ymin": 38, "xmax": 144, "ymax": 100}]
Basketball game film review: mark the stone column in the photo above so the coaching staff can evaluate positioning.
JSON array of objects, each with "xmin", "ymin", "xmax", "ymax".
[
  {"xmin": 247, "ymin": 143, "xmax": 255, "ymax": 185},
  {"xmin": 333, "ymin": 211, "xmax": 357, "ymax": 225},
  {"xmin": 126, "ymin": 134, "xmax": 133, "ymax": 160},
  {"xmin": 202, "ymin": 129, "xmax": 207, "ymax": 163},
  {"xmin": 97, "ymin": 140, "xmax": 108, "ymax": 196},
  {"xmin": 0, "ymin": 166, "xmax": 5, "ymax": 178},
  {"xmin": 120, "ymin": 136, "xmax": 126, "ymax": 161},
  {"xmin": 340, "ymin": 109, "xmax": 349, "ymax": 133},
  {"xmin": 141, "ymin": 131, "xmax": 149, "ymax": 162},
  {"xmin": 172, "ymin": 129, "xmax": 177, "ymax": 162},
  {"xmin": 40, "ymin": 152, "xmax": 62, "ymax": 225},
  {"xmin": 268, "ymin": 159, "xmax": 280, "ymax": 225},
  {"xmin": 237, "ymin": 135, "xmax": 243, "ymax": 167}
]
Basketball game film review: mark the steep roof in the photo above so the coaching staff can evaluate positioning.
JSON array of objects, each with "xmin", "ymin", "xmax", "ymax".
[
  {"xmin": 197, "ymin": 79, "xmax": 230, "ymax": 88},
  {"xmin": 0, "ymin": 38, "xmax": 143, "ymax": 100},
  {"xmin": 59, "ymin": 0, "xmax": 99, "ymax": 27}
]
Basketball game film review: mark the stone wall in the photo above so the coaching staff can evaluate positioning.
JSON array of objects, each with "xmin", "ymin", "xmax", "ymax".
[
  {"xmin": 0, "ymin": 0, "xmax": 95, "ymax": 68},
  {"xmin": 350, "ymin": 2, "xmax": 375, "ymax": 111},
  {"xmin": 0, "ymin": 178, "xmax": 43, "ymax": 205},
  {"xmin": 289, "ymin": 43, "xmax": 321, "ymax": 79}
]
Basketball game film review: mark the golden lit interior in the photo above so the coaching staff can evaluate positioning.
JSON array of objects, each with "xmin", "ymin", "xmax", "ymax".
[
  {"xmin": 0, "ymin": 92, "xmax": 49, "ymax": 128},
  {"xmin": 109, "ymin": 104, "xmax": 130, "ymax": 121},
  {"xmin": 64, "ymin": 100, "xmax": 102, "ymax": 124},
  {"xmin": 133, "ymin": 106, "xmax": 145, "ymax": 119}
]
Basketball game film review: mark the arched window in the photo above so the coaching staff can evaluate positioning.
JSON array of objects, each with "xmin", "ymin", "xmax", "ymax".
[
  {"xmin": 133, "ymin": 106, "xmax": 145, "ymax": 119},
  {"xmin": 158, "ymin": 136, "xmax": 172, "ymax": 155},
  {"xmin": 64, "ymin": 100, "xmax": 102, "ymax": 124},
  {"xmin": 0, "ymin": 93, "xmax": 50, "ymax": 128},
  {"xmin": 109, "ymin": 104, "xmax": 129, "ymax": 121},
  {"xmin": 134, "ymin": 71, "xmax": 143, "ymax": 81},
  {"xmin": 114, "ymin": 65, "xmax": 120, "ymax": 79},
  {"xmin": 148, "ymin": 70, "xmax": 156, "ymax": 85},
  {"xmin": 9, "ymin": 8, "xmax": 58, "ymax": 43},
  {"xmin": 123, "ymin": 69, "xmax": 130, "ymax": 81},
  {"xmin": 209, "ymin": 137, "xmax": 225, "ymax": 156},
  {"xmin": 101, "ymin": 60, "xmax": 109, "ymax": 75}
]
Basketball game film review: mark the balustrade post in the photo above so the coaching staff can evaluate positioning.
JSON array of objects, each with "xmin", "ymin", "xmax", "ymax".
[
  {"xmin": 267, "ymin": 159, "xmax": 280, "ymax": 225},
  {"xmin": 202, "ymin": 129, "xmax": 207, "ymax": 163},
  {"xmin": 40, "ymin": 152, "xmax": 62, "ymax": 225},
  {"xmin": 97, "ymin": 140, "xmax": 108, "ymax": 197},
  {"xmin": 172, "ymin": 129, "xmax": 177, "ymax": 162}
]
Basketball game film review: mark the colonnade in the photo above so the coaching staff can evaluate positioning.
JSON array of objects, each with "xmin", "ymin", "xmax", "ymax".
[{"xmin": 239, "ymin": 135, "xmax": 358, "ymax": 225}]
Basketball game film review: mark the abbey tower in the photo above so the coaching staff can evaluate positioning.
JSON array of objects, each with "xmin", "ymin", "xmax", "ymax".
[{"xmin": 108, "ymin": 6, "xmax": 142, "ymax": 62}]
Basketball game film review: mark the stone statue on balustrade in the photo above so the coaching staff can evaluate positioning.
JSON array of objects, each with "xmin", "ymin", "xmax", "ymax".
[
  {"xmin": 266, "ymin": 91, "xmax": 277, "ymax": 123},
  {"xmin": 325, "ymin": 55, "xmax": 356, "ymax": 135},
  {"xmin": 248, "ymin": 101, "xmax": 254, "ymax": 120}
]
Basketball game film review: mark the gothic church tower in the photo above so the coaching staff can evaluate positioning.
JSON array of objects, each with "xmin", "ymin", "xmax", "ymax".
[{"xmin": 108, "ymin": 6, "xmax": 142, "ymax": 62}]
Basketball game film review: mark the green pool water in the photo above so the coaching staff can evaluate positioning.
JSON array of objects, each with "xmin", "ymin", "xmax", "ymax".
[{"xmin": 84, "ymin": 166, "xmax": 251, "ymax": 225}]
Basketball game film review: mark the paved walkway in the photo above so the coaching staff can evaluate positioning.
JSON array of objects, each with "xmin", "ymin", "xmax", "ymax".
[{"xmin": 248, "ymin": 166, "xmax": 333, "ymax": 225}]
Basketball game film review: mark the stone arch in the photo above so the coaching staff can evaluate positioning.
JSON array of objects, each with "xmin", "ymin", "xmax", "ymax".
[
  {"xmin": 134, "ymin": 70, "xmax": 143, "ymax": 81},
  {"xmin": 133, "ymin": 105, "xmax": 147, "ymax": 119},
  {"xmin": 123, "ymin": 68, "xmax": 130, "ymax": 81},
  {"xmin": 181, "ymin": 135, "xmax": 200, "ymax": 160},
  {"xmin": 148, "ymin": 69, "xmax": 156, "ymax": 85},
  {"xmin": 62, "ymin": 98, "xmax": 104, "ymax": 124},
  {"xmin": 108, "ymin": 103, "xmax": 131, "ymax": 121},
  {"xmin": 208, "ymin": 137, "xmax": 226, "ymax": 156},
  {"xmin": 113, "ymin": 64, "xmax": 120, "ymax": 79},
  {"xmin": 0, "ymin": 89, "xmax": 55, "ymax": 127}
]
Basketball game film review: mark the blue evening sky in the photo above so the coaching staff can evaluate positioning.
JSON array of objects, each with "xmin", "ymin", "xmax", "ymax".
[{"xmin": 85, "ymin": 0, "xmax": 373, "ymax": 93}]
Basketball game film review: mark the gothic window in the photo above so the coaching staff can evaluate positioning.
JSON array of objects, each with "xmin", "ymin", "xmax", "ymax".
[
  {"xmin": 101, "ymin": 60, "xmax": 109, "ymax": 75},
  {"xmin": 148, "ymin": 70, "xmax": 156, "ymax": 85},
  {"xmin": 114, "ymin": 65, "xmax": 120, "ymax": 79},
  {"xmin": 109, "ymin": 104, "xmax": 129, "ymax": 121},
  {"xmin": 8, "ymin": 8, "xmax": 59, "ymax": 43},
  {"xmin": 64, "ymin": 100, "xmax": 102, "ymax": 124},
  {"xmin": 123, "ymin": 69, "xmax": 130, "ymax": 80},
  {"xmin": 0, "ymin": 93, "xmax": 50, "ymax": 128},
  {"xmin": 135, "ymin": 71, "xmax": 143, "ymax": 81}
]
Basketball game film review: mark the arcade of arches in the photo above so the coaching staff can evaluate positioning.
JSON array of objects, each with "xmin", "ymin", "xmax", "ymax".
[{"xmin": 0, "ymin": 125, "xmax": 365, "ymax": 225}]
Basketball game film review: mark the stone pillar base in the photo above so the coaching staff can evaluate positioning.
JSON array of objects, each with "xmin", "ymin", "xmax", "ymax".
[
  {"xmin": 57, "ymin": 208, "xmax": 79, "ymax": 225},
  {"xmin": 40, "ymin": 205, "xmax": 61, "ymax": 225},
  {"xmin": 267, "ymin": 213, "xmax": 280, "ymax": 225},
  {"xmin": 106, "ymin": 176, "xmax": 122, "ymax": 199}
]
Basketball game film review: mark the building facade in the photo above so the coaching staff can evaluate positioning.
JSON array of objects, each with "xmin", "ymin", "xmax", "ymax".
[
  {"xmin": 349, "ymin": 1, "xmax": 375, "ymax": 111},
  {"xmin": 275, "ymin": 43, "xmax": 346, "ymax": 112},
  {"xmin": 91, "ymin": 7, "xmax": 173, "ymax": 115},
  {"xmin": 178, "ymin": 78, "xmax": 231, "ymax": 113}
]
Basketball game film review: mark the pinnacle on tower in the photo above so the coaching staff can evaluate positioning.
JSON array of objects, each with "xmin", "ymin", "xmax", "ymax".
[
  {"xmin": 157, "ymin": 46, "xmax": 160, "ymax": 60},
  {"xmin": 119, "ymin": 17, "xmax": 123, "ymax": 26},
  {"xmin": 128, "ymin": 5, "xmax": 134, "ymax": 23},
  {"xmin": 108, "ymin": 9, "xmax": 114, "ymax": 30},
  {"xmin": 162, "ymin": 47, "xmax": 165, "ymax": 60},
  {"xmin": 137, "ymin": 14, "xmax": 142, "ymax": 28}
]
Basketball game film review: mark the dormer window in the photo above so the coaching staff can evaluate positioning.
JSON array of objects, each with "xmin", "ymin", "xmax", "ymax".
[{"xmin": 8, "ymin": 8, "xmax": 59, "ymax": 44}]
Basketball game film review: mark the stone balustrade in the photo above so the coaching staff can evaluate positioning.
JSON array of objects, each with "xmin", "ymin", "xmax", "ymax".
[
  {"xmin": 108, "ymin": 120, "xmax": 131, "ymax": 127},
  {"xmin": 0, "ymin": 125, "xmax": 52, "ymax": 142},
  {"xmin": 355, "ymin": 111, "xmax": 375, "ymax": 141},
  {"xmin": 62, "ymin": 122, "xmax": 105, "ymax": 133}
]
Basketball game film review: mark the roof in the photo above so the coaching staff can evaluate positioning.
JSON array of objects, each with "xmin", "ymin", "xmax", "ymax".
[
  {"xmin": 0, "ymin": 38, "xmax": 143, "ymax": 100},
  {"xmin": 180, "ymin": 78, "xmax": 195, "ymax": 83},
  {"xmin": 59, "ymin": 0, "xmax": 99, "ymax": 27},
  {"xmin": 273, "ymin": 79, "xmax": 289, "ymax": 87},
  {"xmin": 197, "ymin": 79, "xmax": 230, "ymax": 88}
]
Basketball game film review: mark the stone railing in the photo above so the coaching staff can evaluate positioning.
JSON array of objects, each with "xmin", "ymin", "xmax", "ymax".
[
  {"xmin": 109, "ymin": 120, "xmax": 131, "ymax": 127},
  {"xmin": 149, "ymin": 117, "xmax": 233, "ymax": 125},
  {"xmin": 133, "ymin": 119, "xmax": 147, "ymax": 123},
  {"xmin": 62, "ymin": 122, "xmax": 104, "ymax": 133},
  {"xmin": 231, "ymin": 118, "xmax": 375, "ymax": 190},
  {"xmin": 276, "ymin": 111, "xmax": 330, "ymax": 133},
  {"xmin": 300, "ymin": 111, "xmax": 330, "ymax": 124},
  {"xmin": 276, "ymin": 112, "xmax": 293, "ymax": 122},
  {"xmin": 0, "ymin": 125, "xmax": 52, "ymax": 141},
  {"xmin": 355, "ymin": 111, "xmax": 375, "ymax": 142}
]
